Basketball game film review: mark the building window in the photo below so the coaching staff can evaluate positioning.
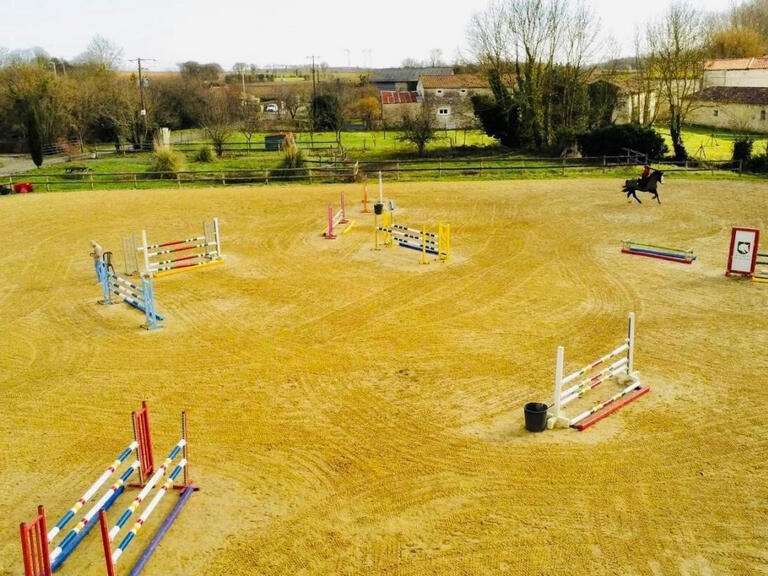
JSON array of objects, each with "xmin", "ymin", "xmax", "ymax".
[
  {"xmin": 713, "ymin": 109, "xmax": 719, "ymax": 117},
  {"xmin": 762, "ymin": 110, "xmax": 766, "ymax": 121},
  {"xmin": 436, "ymin": 89, "xmax": 444, "ymax": 96},
  {"xmin": 438, "ymin": 107, "xmax": 450, "ymax": 116}
]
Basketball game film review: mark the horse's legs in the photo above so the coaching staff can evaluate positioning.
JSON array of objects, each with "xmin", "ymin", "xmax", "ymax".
[
  {"xmin": 654, "ymin": 191, "xmax": 661, "ymax": 204},
  {"xmin": 632, "ymin": 190, "xmax": 641, "ymax": 204}
]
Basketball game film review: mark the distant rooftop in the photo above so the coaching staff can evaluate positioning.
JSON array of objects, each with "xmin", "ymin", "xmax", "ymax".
[
  {"xmin": 705, "ymin": 58, "xmax": 768, "ymax": 71},
  {"xmin": 689, "ymin": 86, "xmax": 768, "ymax": 105},
  {"xmin": 420, "ymin": 74, "xmax": 488, "ymax": 89},
  {"xmin": 380, "ymin": 91, "xmax": 421, "ymax": 104},
  {"xmin": 371, "ymin": 67, "xmax": 454, "ymax": 83}
]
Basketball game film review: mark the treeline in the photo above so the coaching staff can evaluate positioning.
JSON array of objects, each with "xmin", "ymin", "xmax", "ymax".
[{"xmin": 468, "ymin": 0, "xmax": 768, "ymax": 160}]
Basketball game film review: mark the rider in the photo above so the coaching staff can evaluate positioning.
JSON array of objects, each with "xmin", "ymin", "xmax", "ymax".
[{"xmin": 639, "ymin": 163, "xmax": 651, "ymax": 188}]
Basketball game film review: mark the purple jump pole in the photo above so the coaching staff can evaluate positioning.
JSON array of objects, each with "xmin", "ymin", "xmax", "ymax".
[{"xmin": 127, "ymin": 486, "xmax": 195, "ymax": 576}]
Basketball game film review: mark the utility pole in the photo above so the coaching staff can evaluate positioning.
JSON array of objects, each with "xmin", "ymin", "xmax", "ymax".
[
  {"xmin": 307, "ymin": 55, "xmax": 320, "ymax": 144},
  {"xmin": 129, "ymin": 57, "xmax": 155, "ymax": 149}
]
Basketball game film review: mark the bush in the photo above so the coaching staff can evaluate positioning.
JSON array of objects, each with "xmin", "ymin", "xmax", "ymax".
[
  {"xmin": 146, "ymin": 148, "xmax": 183, "ymax": 179},
  {"xmin": 577, "ymin": 124, "xmax": 668, "ymax": 159},
  {"xmin": 193, "ymin": 145, "xmax": 214, "ymax": 163},
  {"xmin": 270, "ymin": 133, "xmax": 306, "ymax": 181},
  {"xmin": 732, "ymin": 136, "xmax": 753, "ymax": 162}
]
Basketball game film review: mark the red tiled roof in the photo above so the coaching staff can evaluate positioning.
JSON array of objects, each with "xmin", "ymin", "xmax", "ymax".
[
  {"xmin": 380, "ymin": 91, "xmax": 420, "ymax": 104},
  {"xmin": 705, "ymin": 57, "xmax": 768, "ymax": 71},
  {"xmin": 689, "ymin": 86, "xmax": 768, "ymax": 105},
  {"xmin": 420, "ymin": 74, "xmax": 489, "ymax": 89}
]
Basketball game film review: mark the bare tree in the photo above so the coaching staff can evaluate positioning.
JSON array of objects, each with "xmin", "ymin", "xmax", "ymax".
[
  {"xmin": 238, "ymin": 102, "xmax": 261, "ymax": 149},
  {"xmin": 202, "ymin": 88, "xmax": 238, "ymax": 157},
  {"xmin": 646, "ymin": 2, "xmax": 709, "ymax": 160},
  {"xmin": 77, "ymin": 35, "xmax": 123, "ymax": 70},
  {"xmin": 428, "ymin": 49, "xmax": 445, "ymax": 66}
]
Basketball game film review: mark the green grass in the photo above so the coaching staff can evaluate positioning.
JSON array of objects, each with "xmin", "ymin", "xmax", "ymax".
[{"xmin": 656, "ymin": 124, "xmax": 768, "ymax": 162}]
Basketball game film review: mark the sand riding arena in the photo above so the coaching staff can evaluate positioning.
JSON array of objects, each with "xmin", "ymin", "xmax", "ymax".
[{"xmin": 2, "ymin": 178, "xmax": 767, "ymax": 575}]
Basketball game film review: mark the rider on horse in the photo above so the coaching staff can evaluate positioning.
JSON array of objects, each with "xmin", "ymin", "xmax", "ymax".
[{"xmin": 639, "ymin": 163, "xmax": 651, "ymax": 188}]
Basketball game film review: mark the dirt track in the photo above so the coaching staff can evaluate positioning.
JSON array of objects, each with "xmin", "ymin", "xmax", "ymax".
[{"xmin": 1, "ymin": 179, "xmax": 767, "ymax": 575}]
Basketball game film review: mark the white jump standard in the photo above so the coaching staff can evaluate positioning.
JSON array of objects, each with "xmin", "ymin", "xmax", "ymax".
[{"xmin": 545, "ymin": 313, "xmax": 649, "ymax": 431}]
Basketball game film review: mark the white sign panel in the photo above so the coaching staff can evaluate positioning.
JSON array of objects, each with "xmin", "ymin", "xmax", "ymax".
[{"xmin": 727, "ymin": 228, "xmax": 759, "ymax": 275}]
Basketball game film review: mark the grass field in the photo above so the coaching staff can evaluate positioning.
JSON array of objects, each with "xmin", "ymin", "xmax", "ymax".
[{"xmin": 2, "ymin": 178, "xmax": 768, "ymax": 575}]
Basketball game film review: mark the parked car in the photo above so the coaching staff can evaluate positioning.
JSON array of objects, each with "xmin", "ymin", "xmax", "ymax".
[{"xmin": 265, "ymin": 103, "xmax": 279, "ymax": 113}]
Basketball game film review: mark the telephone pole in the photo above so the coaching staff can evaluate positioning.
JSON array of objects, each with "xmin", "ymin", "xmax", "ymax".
[{"xmin": 129, "ymin": 57, "xmax": 155, "ymax": 149}]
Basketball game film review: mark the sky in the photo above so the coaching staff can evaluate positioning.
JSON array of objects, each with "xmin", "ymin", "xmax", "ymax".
[{"xmin": 0, "ymin": 0, "xmax": 739, "ymax": 71}]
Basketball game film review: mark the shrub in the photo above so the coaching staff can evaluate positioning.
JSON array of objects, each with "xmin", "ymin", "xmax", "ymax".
[
  {"xmin": 193, "ymin": 145, "xmax": 214, "ymax": 163},
  {"xmin": 577, "ymin": 124, "xmax": 668, "ymax": 159},
  {"xmin": 146, "ymin": 148, "xmax": 183, "ymax": 179},
  {"xmin": 270, "ymin": 132, "xmax": 306, "ymax": 180},
  {"xmin": 732, "ymin": 136, "xmax": 753, "ymax": 162}
]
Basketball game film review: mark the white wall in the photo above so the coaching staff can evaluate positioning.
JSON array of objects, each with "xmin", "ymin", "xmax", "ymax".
[{"xmin": 703, "ymin": 69, "xmax": 768, "ymax": 88}]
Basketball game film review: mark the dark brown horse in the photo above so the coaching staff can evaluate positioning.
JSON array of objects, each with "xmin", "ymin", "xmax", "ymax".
[{"xmin": 622, "ymin": 170, "xmax": 663, "ymax": 204}]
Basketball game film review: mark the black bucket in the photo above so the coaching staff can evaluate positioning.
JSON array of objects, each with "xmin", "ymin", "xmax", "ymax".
[
  {"xmin": 374, "ymin": 202, "xmax": 383, "ymax": 215},
  {"xmin": 524, "ymin": 402, "xmax": 549, "ymax": 432}
]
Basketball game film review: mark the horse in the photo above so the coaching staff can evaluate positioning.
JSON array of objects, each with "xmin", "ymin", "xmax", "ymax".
[{"xmin": 622, "ymin": 169, "xmax": 664, "ymax": 204}]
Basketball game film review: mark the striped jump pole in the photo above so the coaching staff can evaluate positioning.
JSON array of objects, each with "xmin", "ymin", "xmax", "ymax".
[
  {"xmin": 374, "ymin": 212, "xmax": 450, "ymax": 263},
  {"xmin": 322, "ymin": 192, "xmax": 354, "ymax": 239},
  {"xmin": 545, "ymin": 313, "xmax": 648, "ymax": 431},
  {"xmin": 621, "ymin": 239, "xmax": 696, "ymax": 264},
  {"xmin": 133, "ymin": 218, "xmax": 224, "ymax": 278}
]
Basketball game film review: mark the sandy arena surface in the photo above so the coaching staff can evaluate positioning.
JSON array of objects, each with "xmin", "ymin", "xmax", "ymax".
[{"xmin": 1, "ymin": 178, "xmax": 767, "ymax": 575}]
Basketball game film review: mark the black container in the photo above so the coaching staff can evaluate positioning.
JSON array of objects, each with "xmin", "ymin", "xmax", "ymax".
[
  {"xmin": 524, "ymin": 402, "xmax": 549, "ymax": 432},
  {"xmin": 374, "ymin": 202, "xmax": 384, "ymax": 215}
]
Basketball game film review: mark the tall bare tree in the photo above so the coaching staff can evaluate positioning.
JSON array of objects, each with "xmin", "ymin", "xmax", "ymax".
[
  {"xmin": 77, "ymin": 35, "xmax": 123, "ymax": 70},
  {"xmin": 646, "ymin": 2, "xmax": 709, "ymax": 160}
]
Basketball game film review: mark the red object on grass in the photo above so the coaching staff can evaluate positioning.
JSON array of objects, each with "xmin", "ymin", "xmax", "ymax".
[{"xmin": 13, "ymin": 182, "xmax": 34, "ymax": 193}]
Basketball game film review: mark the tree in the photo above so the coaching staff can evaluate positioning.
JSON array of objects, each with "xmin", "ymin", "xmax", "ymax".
[
  {"xmin": 202, "ymin": 88, "xmax": 238, "ymax": 156},
  {"xmin": 238, "ymin": 102, "xmax": 261, "ymax": 149},
  {"xmin": 26, "ymin": 106, "xmax": 43, "ymax": 167},
  {"xmin": 401, "ymin": 58, "xmax": 422, "ymax": 68},
  {"xmin": 311, "ymin": 93, "xmax": 344, "ymax": 134},
  {"xmin": 467, "ymin": 0, "xmax": 600, "ymax": 150},
  {"xmin": 400, "ymin": 108, "xmax": 435, "ymax": 155},
  {"xmin": 646, "ymin": 2, "xmax": 709, "ymax": 160},
  {"xmin": 709, "ymin": 26, "xmax": 765, "ymax": 58},
  {"xmin": 276, "ymin": 83, "xmax": 306, "ymax": 120},
  {"xmin": 77, "ymin": 35, "xmax": 123, "ymax": 69},
  {"xmin": 731, "ymin": 0, "xmax": 768, "ymax": 45},
  {"xmin": 428, "ymin": 49, "xmax": 445, "ymax": 67},
  {"xmin": 355, "ymin": 96, "xmax": 381, "ymax": 129},
  {"xmin": 179, "ymin": 61, "xmax": 223, "ymax": 83}
]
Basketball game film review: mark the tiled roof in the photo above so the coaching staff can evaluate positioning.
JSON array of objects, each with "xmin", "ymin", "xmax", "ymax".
[
  {"xmin": 371, "ymin": 67, "xmax": 454, "ymax": 83},
  {"xmin": 380, "ymin": 91, "xmax": 421, "ymax": 104},
  {"xmin": 689, "ymin": 86, "xmax": 768, "ymax": 105},
  {"xmin": 705, "ymin": 57, "xmax": 768, "ymax": 71},
  {"xmin": 420, "ymin": 74, "xmax": 489, "ymax": 89}
]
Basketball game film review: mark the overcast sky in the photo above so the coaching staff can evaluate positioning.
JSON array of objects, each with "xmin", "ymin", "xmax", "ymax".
[{"xmin": 1, "ymin": 0, "xmax": 738, "ymax": 71}]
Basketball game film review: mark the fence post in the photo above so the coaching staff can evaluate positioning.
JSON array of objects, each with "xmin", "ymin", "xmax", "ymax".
[
  {"xmin": 438, "ymin": 159, "xmax": 442, "ymax": 179},
  {"xmin": 221, "ymin": 172, "xmax": 226, "ymax": 185},
  {"xmin": 133, "ymin": 174, "xmax": 137, "ymax": 189},
  {"xmin": 739, "ymin": 159, "xmax": 743, "ymax": 176},
  {"xmin": 480, "ymin": 160, "xmax": 483, "ymax": 177},
  {"xmin": 602, "ymin": 156, "xmax": 606, "ymax": 174},
  {"xmin": 397, "ymin": 162, "xmax": 400, "ymax": 181},
  {"xmin": 562, "ymin": 157, "xmax": 566, "ymax": 175},
  {"xmin": 89, "ymin": 173, "xmax": 94, "ymax": 190},
  {"xmin": 265, "ymin": 169, "xmax": 269, "ymax": 185},
  {"xmin": 309, "ymin": 168, "xmax": 313, "ymax": 184},
  {"xmin": 177, "ymin": 172, "xmax": 181, "ymax": 189},
  {"xmin": 45, "ymin": 176, "xmax": 50, "ymax": 192}
]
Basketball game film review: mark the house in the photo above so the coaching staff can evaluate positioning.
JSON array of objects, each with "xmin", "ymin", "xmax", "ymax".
[
  {"xmin": 417, "ymin": 75, "xmax": 492, "ymax": 129},
  {"xmin": 686, "ymin": 86, "xmax": 768, "ymax": 133},
  {"xmin": 370, "ymin": 67, "xmax": 454, "ymax": 92},
  {"xmin": 587, "ymin": 77, "xmax": 658, "ymax": 125},
  {"xmin": 702, "ymin": 58, "xmax": 768, "ymax": 88}
]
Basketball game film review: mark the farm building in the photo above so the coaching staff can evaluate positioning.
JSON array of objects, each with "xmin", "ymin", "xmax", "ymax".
[
  {"xmin": 686, "ymin": 86, "xmax": 768, "ymax": 133},
  {"xmin": 370, "ymin": 67, "xmax": 453, "ymax": 92},
  {"xmin": 702, "ymin": 58, "xmax": 768, "ymax": 88},
  {"xmin": 417, "ymin": 74, "xmax": 492, "ymax": 129}
]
